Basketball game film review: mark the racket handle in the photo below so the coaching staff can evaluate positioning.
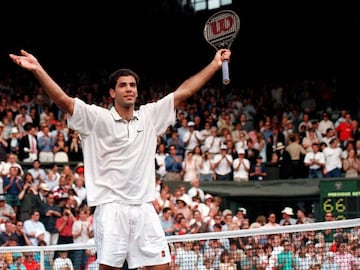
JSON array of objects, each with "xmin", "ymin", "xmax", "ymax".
[{"xmin": 222, "ymin": 60, "xmax": 230, "ymax": 85}]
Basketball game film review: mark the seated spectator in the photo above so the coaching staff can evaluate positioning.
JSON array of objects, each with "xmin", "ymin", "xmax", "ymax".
[{"xmin": 249, "ymin": 155, "xmax": 267, "ymax": 180}]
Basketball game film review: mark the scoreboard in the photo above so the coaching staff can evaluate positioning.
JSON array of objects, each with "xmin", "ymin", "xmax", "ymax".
[{"xmin": 319, "ymin": 179, "xmax": 360, "ymax": 220}]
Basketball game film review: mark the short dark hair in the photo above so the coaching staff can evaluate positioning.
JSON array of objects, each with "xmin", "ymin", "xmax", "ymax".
[{"xmin": 108, "ymin": 68, "xmax": 140, "ymax": 90}]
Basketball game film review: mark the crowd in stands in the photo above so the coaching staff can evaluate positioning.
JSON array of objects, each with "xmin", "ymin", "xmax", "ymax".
[{"xmin": 0, "ymin": 70, "xmax": 360, "ymax": 269}]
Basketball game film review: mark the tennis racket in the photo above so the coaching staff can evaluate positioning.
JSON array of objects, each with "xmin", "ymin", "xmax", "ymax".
[{"xmin": 203, "ymin": 10, "xmax": 240, "ymax": 85}]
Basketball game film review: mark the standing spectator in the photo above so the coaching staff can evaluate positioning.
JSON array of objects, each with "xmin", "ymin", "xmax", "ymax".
[
  {"xmin": 285, "ymin": 133, "xmax": 307, "ymax": 178},
  {"xmin": 18, "ymin": 173, "xmax": 42, "ymax": 222},
  {"xmin": 18, "ymin": 123, "xmax": 38, "ymax": 162},
  {"xmin": 3, "ymin": 166, "xmax": 23, "ymax": 216},
  {"xmin": 323, "ymin": 138, "xmax": 343, "ymax": 177},
  {"xmin": 304, "ymin": 143, "xmax": 326, "ymax": 178},
  {"xmin": 72, "ymin": 206, "xmax": 93, "ymax": 270},
  {"xmin": 72, "ymin": 176, "xmax": 87, "ymax": 207},
  {"xmin": 342, "ymin": 148, "xmax": 360, "ymax": 177},
  {"xmin": 249, "ymin": 156, "xmax": 267, "ymax": 180},
  {"xmin": 37, "ymin": 125, "xmax": 54, "ymax": 163},
  {"xmin": 1, "ymin": 153, "xmax": 24, "ymax": 178},
  {"xmin": 272, "ymin": 142, "xmax": 293, "ymax": 179},
  {"xmin": 55, "ymin": 207, "xmax": 75, "ymax": 261},
  {"xmin": 183, "ymin": 121, "xmax": 202, "ymax": 156},
  {"xmin": 165, "ymin": 145, "xmax": 183, "ymax": 181},
  {"xmin": 23, "ymin": 209, "xmax": 46, "ymax": 246},
  {"xmin": 27, "ymin": 160, "xmax": 46, "ymax": 186},
  {"xmin": 182, "ymin": 151, "xmax": 199, "ymax": 182},
  {"xmin": 40, "ymin": 191, "xmax": 61, "ymax": 246},
  {"xmin": 53, "ymin": 132, "xmax": 69, "ymax": 163},
  {"xmin": 67, "ymin": 130, "xmax": 83, "ymax": 162},
  {"xmin": 233, "ymin": 148, "xmax": 250, "ymax": 182},
  {"xmin": 203, "ymin": 126, "xmax": 222, "ymax": 157},
  {"xmin": 213, "ymin": 144, "xmax": 233, "ymax": 181},
  {"xmin": 155, "ymin": 142, "xmax": 168, "ymax": 181},
  {"xmin": 318, "ymin": 112, "xmax": 335, "ymax": 137},
  {"xmin": 6, "ymin": 127, "xmax": 21, "ymax": 158},
  {"xmin": 198, "ymin": 150, "xmax": 214, "ymax": 182},
  {"xmin": 166, "ymin": 128, "xmax": 185, "ymax": 158},
  {"xmin": 335, "ymin": 112, "xmax": 353, "ymax": 149}
]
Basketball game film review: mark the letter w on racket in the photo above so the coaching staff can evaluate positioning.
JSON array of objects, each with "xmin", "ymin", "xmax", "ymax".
[{"xmin": 203, "ymin": 10, "xmax": 240, "ymax": 85}]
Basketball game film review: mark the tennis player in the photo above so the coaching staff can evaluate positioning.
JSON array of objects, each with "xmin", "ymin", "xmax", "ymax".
[{"xmin": 9, "ymin": 48, "xmax": 231, "ymax": 270}]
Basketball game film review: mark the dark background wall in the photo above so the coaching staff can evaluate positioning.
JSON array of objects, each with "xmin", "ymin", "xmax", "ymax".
[{"xmin": 1, "ymin": 1, "xmax": 359, "ymax": 90}]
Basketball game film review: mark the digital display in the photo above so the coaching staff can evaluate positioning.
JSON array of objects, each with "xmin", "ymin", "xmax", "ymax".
[{"xmin": 319, "ymin": 179, "xmax": 360, "ymax": 220}]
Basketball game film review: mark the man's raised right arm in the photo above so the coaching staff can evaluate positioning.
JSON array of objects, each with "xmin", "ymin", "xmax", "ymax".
[{"xmin": 9, "ymin": 49, "xmax": 74, "ymax": 115}]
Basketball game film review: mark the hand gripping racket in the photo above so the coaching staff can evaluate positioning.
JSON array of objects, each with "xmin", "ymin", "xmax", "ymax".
[{"xmin": 203, "ymin": 10, "xmax": 240, "ymax": 85}]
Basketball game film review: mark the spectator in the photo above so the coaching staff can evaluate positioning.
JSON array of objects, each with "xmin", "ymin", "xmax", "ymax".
[
  {"xmin": 272, "ymin": 142, "xmax": 293, "ymax": 179},
  {"xmin": 198, "ymin": 150, "xmax": 214, "ymax": 182},
  {"xmin": 22, "ymin": 252, "xmax": 40, "ymax": 270},
  {"xmin": 334, "ymin": 242, "xmax": 358, "ymax": 269},
  {"xmin": 164, "ymin": 145, "xmax": 183, "ymax": 181},
  {"xmin": 18, "ymin": 173, "xmax": 42, "ymax": 222},
  {"xmin": 183, "ymin": 121, "xmax": 202, "ymax": 156},
  {"xmin": 72, "ymin": 206, "xmax": 93, "ymax": 270},
  {"xmin": 323, "ymin": 138, "xmax": 342, "ymax": 177},
  {"xmin": 166, "ymin": 127, "xmax": 185, "ymax": 158},
  {"xmin": 3, "ymin": 166, "xmax": 23, "ymax": 216},
  {"xmin": 27, "ymin": 160, "xmax": 46, "ymax": 186},
  {"xmin": 155, "ymin": 142, "xmax": 168, "ymax": 181},
  {"xmin": 53, "ymin": 250, "xmax": 74, "ymax": 270},
  {"xmin": 9, "ymin": 252, "xmax": 26, "ymax": 270},
  {"xmin": 40, "ymin": 191, "xmax": 62, "ymax": 246},
  {"xmin": 6, "ymin": 127, "xmax": 21, "ymax": 158},
  {"xmin": 249, "ymin": 155, "xmax": 267, "ymax": 180},
  {"xmin": 37, "ymin": 125, "xmax": 54, "ymax": 162},
  {"xmin": 18, "ymin": 123, "xmax": 38, "ymax": 162},
  {"xmin": 279, "ymin": 207, "xmax": 297, "ymax": 225},
  {"xmin": 182, "ymin": 151, "xmax": 199, "ymax": 182},
  {"xmin": 342, "ymin": 148, "xmax": 360, "ymax": 177},
  {"xmin": 159, "ymin": 207, "xmax": 174, "ymax": 236},
  {"xmin": 232, "ymin": 148, "xmax": 250, "ymax": 182},
  {"xmin": 303, "ymin": 143, "xmax": 325, "ymax": 178},
  {"xmin": 14, "ymin": 220, "xmax": 31, "ymax": 246},
  {"xmin": 187, "ymin": 177, "xmax": 205, "ymax": 202},
  {"xmin": 0, "ymin": 194, "xmax": 16, "ymax": 223},
  {"xmin": 67, "ymin": 130, "xmax": 83, "ymax": 162},
  {"xmin": 213, "ymin": 144, "xmax": 233, "ymax": 181},
  {"xmin": 203, "ymin": 126, "xmax": 222, "ymax": 157},
  {"xmin": 23, "ymin": 209, "xmax": 46, "ymax": 246},
  {"xmin": 276, "ymin": 239, "xmax": 297, "ymax": 270}
]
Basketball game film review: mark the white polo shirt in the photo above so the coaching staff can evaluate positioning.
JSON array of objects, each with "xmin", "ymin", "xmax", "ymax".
[{"xmin": 67, "ymin": 94, "xmax": 175, "ymax": 206}]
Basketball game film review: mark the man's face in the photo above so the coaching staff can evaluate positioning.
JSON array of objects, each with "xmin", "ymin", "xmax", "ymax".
[{"xmin": 110, "ymin": 76, "xmax": 138, "ymax": 107}]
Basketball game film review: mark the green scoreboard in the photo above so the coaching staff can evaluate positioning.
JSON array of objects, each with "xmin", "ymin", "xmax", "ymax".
[{"xmin": 319, "ymin": 179, "xmax": 360, "ymax": 220}]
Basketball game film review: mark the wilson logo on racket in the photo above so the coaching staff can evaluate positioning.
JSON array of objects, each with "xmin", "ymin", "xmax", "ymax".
[
  {"xmin": 207, "ymin": 15, "xmax": 237, "ymax": 45},
  {"xmin": 204, "ymin": 10, "xmax": 240, "ymax": 85}
]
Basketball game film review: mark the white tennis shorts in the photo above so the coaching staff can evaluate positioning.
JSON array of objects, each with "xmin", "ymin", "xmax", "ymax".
[{"xmin": 93, "ymin": 201, "xmax": 171, "ymax": 269}]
